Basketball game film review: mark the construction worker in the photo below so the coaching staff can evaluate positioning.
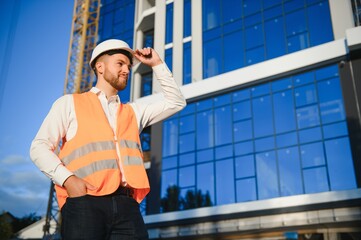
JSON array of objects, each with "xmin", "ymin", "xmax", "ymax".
[{"xmin": 30, "ymin": 39, "xmax": 186, "ymax": 239}]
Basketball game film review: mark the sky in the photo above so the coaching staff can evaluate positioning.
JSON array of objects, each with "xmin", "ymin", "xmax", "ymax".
[{"xmin": 0, "ymin": 0, "xmax": 74, "ymax": 218}]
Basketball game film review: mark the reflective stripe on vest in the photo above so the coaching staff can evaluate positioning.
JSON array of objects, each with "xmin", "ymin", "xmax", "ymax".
[
  {"xmin": 61, "ymin": 139, "xmax": 143, "ymax": 166},
  {"xmin": 74, "ymin": 159, "xmax": 119, "ymax": 178}
]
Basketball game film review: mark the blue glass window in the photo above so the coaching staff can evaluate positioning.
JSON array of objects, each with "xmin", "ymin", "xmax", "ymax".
[
  {"xmin": 141, "ymin": 72, "xmax": 152, "ymax": 97},
  {"xmin": 278, "ymin": 147, "xmax": 303, "ymax": 196},
  {"xmin": 300, "ymin": 142, "xmax": 325, "ymax": 168},
  {"xmin": 243, "ymin": 0, "xmax": 261, "ymax": 16},
  {"xmin": 216, "ymin": 159, "xmax": 235, "ymax": 204},
  {"xmin": 276, "ymin": 132, "xmax": 298, "ymax": 148},
  {"xmin": 234, "ymin": 120, "xmax": 253, "ymax": 142},
  {"xmin": 235, "ymin": 154, "xmax": 255, "ymax": 178},
  {"xmin": 296, "ymin": 105, "xmax": 320, "ymax": 129},
  {"xmin": 235, "ymin": 141, "xmax": 254, "ymax": 156},
  {"xmin": 184, "ymin": 0, "xmax": 192, "ymax": 37},
  {"xmin": 233, "ymin": 100, "xmax": 251, "ymax": 121},
  {"xmin": 183, "ymin": 41, "xmax": 192, "ymax": 85},
  {"xmin": 325, "ymin": 138, "xmax": 357, "ymax": 190},
  {"xmin": 255, "ymin": 136, "xmax": 275, "ymax": 152},
  {"xmin": 165, "ymin": 3, "xmax": 173, "ymax": 44},
  {"xmin": 252, "ymin": 96, "xmax": 274, "ymax": 137},
  {"xmin": 246, "ymin": 46, "xmax": 264, "ymax": 65},
  {"xmin": 197, "ymin": 110, "xmax": 214, "ymax": 149},
  {"xmin": 287, "ymin": 33, "xmax": 309, "ymax": 53},
  {"xmin": 197, "ymin": 149, "xmax": 214, "ymax": 163},
  {"xmin": 236, "ymin": 178, "xmax": 257, "ymax": 202},
  {"xmin": 179, "ymin": 152, "xmax": 195, "ymax": 166},
  {"xmin": 180, "ymin": 114, "xmax": 195, "ymax": 134},
  {"xmin": 308, "ymin": 1, "xmax": 333, "ymax": 46},
  {"xmin": 179, "ymin": 166, "xmax": 195, "ymax": 187},
  {"xmin": 256, "ymin": 151, "xmax": 279, "ymax": 199},
  {"xmin": 303, "ymin": 167, "xmax": 329, "ymax": 193},
  {"xmin": 161, "ymin": 169, "xmax": 177, "ymax": 197},
  {"xmin": 162, "ymin": 118, "xmax": 179, "ymax": 157},
  {"xmin": 222, "ymin": 0, "xmax": 242, "ymax": 23},
  {"xmin": 273, "ymin": 90, "xmax": 296, "ymax": 133},
  {"xmin": 202, "ymin": 0, "xmax": 221, "ymax": 30},
  {"xmin": 295, "ymin": 84, "xmax": 317, "ymax": 107},
  {"xmin": 317, "ymin": 78, "xmax": 345, "ymax": 123},
  {"xmin": 179, "ymin": 133, "xmax": 195, "ymax": 153},
  {"xmin": 165, "ymin": 48, "xmax": 173, "ymax": 72},
  {"xmin": 233, "ymin": 89, "xmax": 250, "ymax": 102},
  {"xmin": 265, "ymin": 18, "xmax": 286, "ymax": 59},
  {"xmin": 245, "ymin": 24, "xmax": 263, "ymax": 49},
  {"xmin": 162, "ymin": 156, "xmax": 177, "ymax": 170},
  {"xmin": 323, "ymin": 122, "xmax": 348, "ymax": 139},
  {"xmin": 215, "ymin": 145, "xmax": 233, "ymax": 159},
  {"xmin": 293, "ymin": 72, "xmax": 315, "ymax": 87},
  {"xmin": 197, "ymin": 163, "xmax": 215, "ymax": 203},
  {"xmin": 224, "ymin": 31, "xmax": 244, "ymax": 72},
  {"xmin": 272, "ymin": 77, "xmax": 292, "ymax": 92},
  {"xmin": 214, "ymin": 106, "xmax": 232, "ymax": 145},
  {"xmin": 299, "ymin": 127, "xmax": 322, "ymax": 143},
  {"xmin": 203, "ymin": 38, "xmax": 222, "ymax": 78},
  {"xmin": 251, "ymin": 83, "xmax": 270, "ymax": 97},
  {"xmin": 286, "ymin": 9, "xmax": 307, "ymax": 36}
]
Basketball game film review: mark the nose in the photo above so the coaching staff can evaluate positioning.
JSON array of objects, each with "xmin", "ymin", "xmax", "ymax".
[{"xmin": 122, "ymin": 64, "xmax": 130, "ymax": 73}]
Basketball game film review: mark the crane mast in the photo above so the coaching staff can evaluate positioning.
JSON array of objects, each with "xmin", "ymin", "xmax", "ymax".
[{"xmin": 43, "ymin": 0, "xmax": 100, "ymax": 238}]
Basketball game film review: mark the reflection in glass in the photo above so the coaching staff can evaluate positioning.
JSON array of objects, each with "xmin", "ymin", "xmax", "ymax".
[
  {"xmin": 236, "ymin": 178, "xmax": 257, "ymax": 202},
  {"xmin": 300, "ymin": 142, "xmax": 325, "ymax": 168},
  {"xmin": 235, "ymin": 154, "xmax": 255, "ymax": 178},
  {"xmin": 303, "ymin": 167, "xmax": 329, "ymax": 193},
  {"xmin": 273, "ymin": 90, "xmax": 296, "ymax": 133},
  {"xmin": 278, "ymin": 147, "xmax": 303, "ymax": 196},
  {"xmin": 256, "ymin": 151, "xmax": 279, "ymax": 199},
  {"xmin": 216, "ymin": 159, "xmax": 235, "ymax": 204},
  {"xmin": 197, "ymin": 110, "xmax": 214, "ymax": 149},
  {"xmin": 162, "ymin": 119, "xmax": 178, "ymax": 157},
  {"xmin": 325, "ymin": 138, "xmax": 357, "ymax": 190},
  {"xmin": 197, "ymin": 162, "xmax": 215, "ymax": 204},
  {"xmin": 296, "ymin": 105, "xmax": 320, "ymax": 129},
  {"xmin": 253, "ymin": 96, "xmax": 274, "ymax": 137}
]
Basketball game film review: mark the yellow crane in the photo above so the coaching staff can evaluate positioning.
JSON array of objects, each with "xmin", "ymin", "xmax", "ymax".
[{"xmin": 43, "ymin": 0, "xmax": 100, "ymax": 238}]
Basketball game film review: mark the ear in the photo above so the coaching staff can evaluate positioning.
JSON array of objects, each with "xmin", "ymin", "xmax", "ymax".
[{"xmin": 95, "ymin": 61, "xmax": 104, "ymax": 75}]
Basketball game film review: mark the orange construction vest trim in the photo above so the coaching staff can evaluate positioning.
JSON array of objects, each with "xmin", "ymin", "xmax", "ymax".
[{"xmin": 55, "ymin": 92, "xmax": 150, "ymax": 209}]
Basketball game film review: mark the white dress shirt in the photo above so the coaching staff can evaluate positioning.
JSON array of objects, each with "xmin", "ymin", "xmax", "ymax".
[{"xmin": 30, "ymin": 63, "xmax": 186, "ymax": 187}]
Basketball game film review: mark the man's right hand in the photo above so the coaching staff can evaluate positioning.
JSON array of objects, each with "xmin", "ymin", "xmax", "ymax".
[{"xmin": 63, "ymin": 175, "xmax": 97, "ymax": 197}]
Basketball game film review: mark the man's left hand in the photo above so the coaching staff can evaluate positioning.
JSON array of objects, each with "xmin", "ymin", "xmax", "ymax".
[{"xmin": 134, "ymin": 47, "xmax": 163, "ymax": 67}]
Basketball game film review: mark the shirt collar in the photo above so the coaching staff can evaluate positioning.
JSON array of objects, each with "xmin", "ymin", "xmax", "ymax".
[{"xmin": 90, "ymin": 87, "xmax": 120, "ymax": 103}]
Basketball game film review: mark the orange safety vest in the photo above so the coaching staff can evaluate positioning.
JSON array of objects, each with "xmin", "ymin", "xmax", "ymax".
[{"xmin": 55, "ymin": 91, "xmax": 150, "ymax": 209}]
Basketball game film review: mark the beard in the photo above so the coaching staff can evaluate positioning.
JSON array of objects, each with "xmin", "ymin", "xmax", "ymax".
[{"xmin": 104, "ymin": 69, "xmax": 128, "ymax": 91}]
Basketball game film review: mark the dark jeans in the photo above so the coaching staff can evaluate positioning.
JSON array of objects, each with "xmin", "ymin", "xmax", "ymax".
[{"xmin": 61, "ymin": 193, "xmax": 149, "ymax": 240}]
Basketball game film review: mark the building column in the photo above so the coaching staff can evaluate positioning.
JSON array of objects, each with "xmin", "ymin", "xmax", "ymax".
[
  {"xmin": 153, "ymin": 0, "xmax": 166, "ymax": 93},
  {"xmin": 191, "ymin": 0, "xmax": 203, "ymax": 82},
  {"xmin": 172, "ymin": 0, "xmax": 184, "ymax": 87},
  {"xmin": 328, "ymin": 0, "xmax": 355, "ymax": 39}
]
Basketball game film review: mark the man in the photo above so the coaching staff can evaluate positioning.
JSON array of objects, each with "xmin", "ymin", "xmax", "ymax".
[{"xmin": 30, "ymin": 39, "xmax": 186, "ymax": 239}]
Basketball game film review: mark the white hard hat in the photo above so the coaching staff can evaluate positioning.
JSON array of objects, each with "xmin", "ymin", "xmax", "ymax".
[{"xmin": 89, "ymin": 39, "xmax": 137, "ymax": 68}]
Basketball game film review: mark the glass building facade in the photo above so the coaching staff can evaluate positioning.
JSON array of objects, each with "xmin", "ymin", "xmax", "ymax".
[
  {"xmin": 94, "ymin": 0, "xmax": 361, "ymax": 238},
  {"xmin": 161, "ymin": 64, "xmax": 357, "ymax": 207}
]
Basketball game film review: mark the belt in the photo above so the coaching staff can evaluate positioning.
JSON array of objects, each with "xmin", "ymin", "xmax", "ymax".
[{"xmin": 112, "ymin": 186, "xmax": 134, "ymax": 197}]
